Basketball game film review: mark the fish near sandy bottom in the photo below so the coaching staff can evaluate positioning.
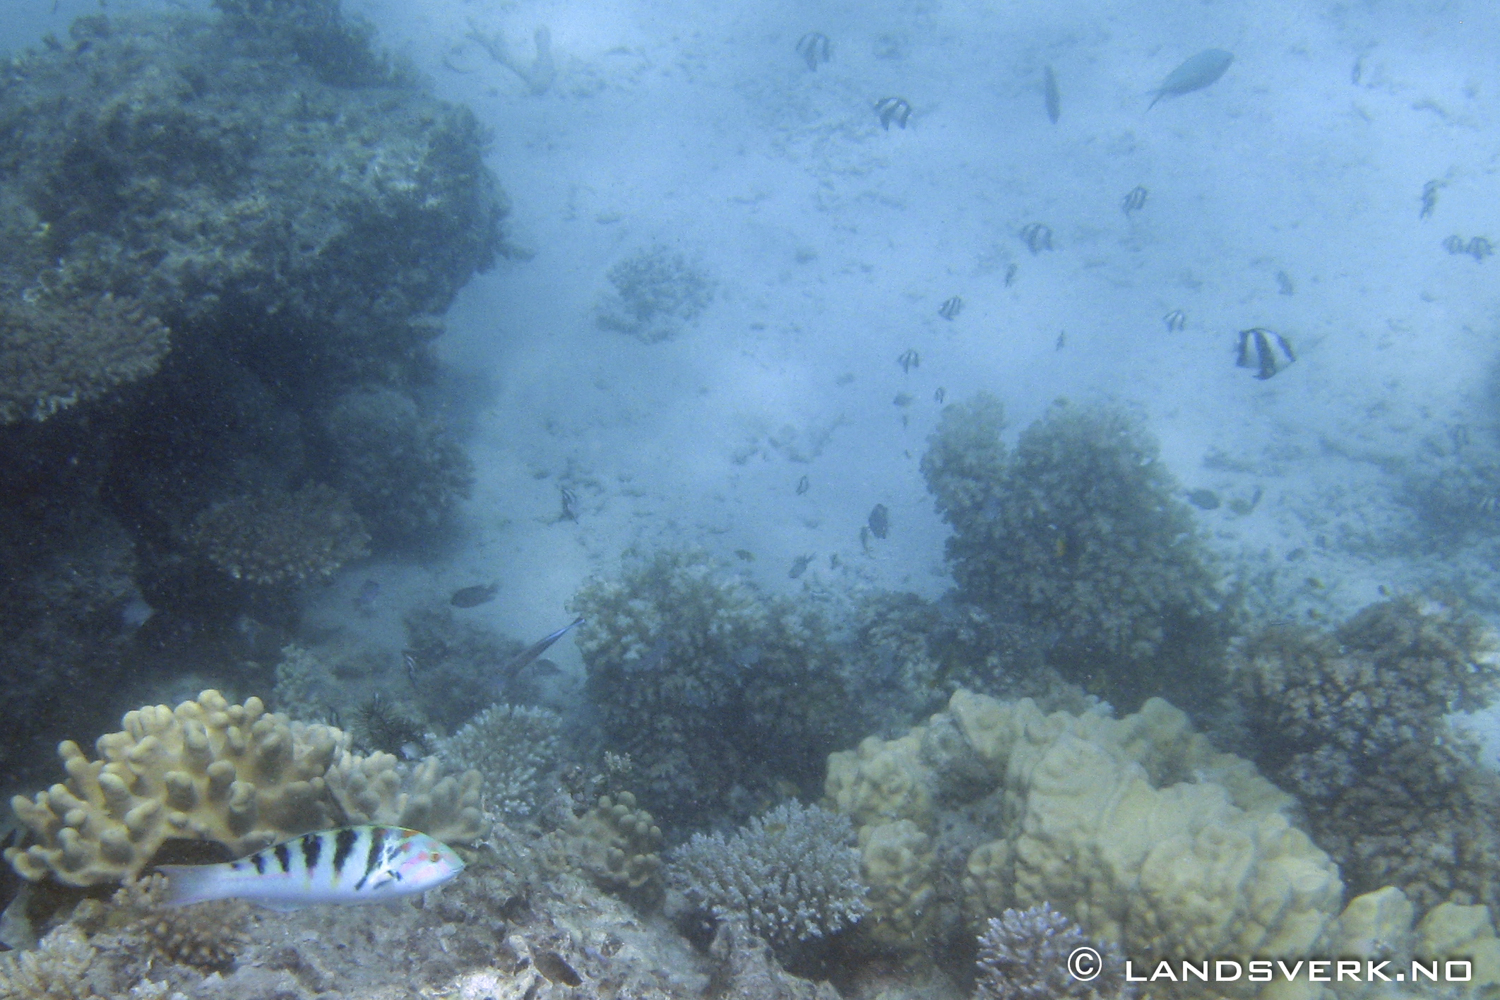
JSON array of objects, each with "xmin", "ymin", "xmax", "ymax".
[
  {"xmin": 450, "ymin": 582, "xmax": 499, "ymax": 608},
  {"xmin": 1148, "ymin": 49, "xmax": 1233, "ymax": 108},
  {"xmin": 155, "ymin": 826, "xmax": 464, "ymax": 910}
]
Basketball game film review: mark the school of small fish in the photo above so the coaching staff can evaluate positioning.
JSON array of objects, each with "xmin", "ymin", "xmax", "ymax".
[{"xmin": 156, "ymin": 826, "xmax": 464, "ymax": 910}]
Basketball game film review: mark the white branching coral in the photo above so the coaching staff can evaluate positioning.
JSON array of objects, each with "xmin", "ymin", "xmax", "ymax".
[
  {"xmin": 669, "ymin": 801, "xmax": 867, "ymax": 950},
  {"xmin": 438, "ymin": 703, "xmax": 562, "ymax": 821}
]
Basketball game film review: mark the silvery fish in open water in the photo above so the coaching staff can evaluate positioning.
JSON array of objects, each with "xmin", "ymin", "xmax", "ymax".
[
  {"xmin": 156, "ymin": 827, "xmax": 463, "ymax": 910},
  {"xmin": 1236, "ymin": 328, "xmax": 1295, "ymax": 380},
  {"xmin": 1148, "ymin": 49, "xmax": 1233, "ymax": 109},
  {"xmin": 1043, "ymin": 65, "xmax": 1060, "ymax": 124},
  {"xmin": 496, "ymin": 617, "xmax": 585, "ymax": 690}
]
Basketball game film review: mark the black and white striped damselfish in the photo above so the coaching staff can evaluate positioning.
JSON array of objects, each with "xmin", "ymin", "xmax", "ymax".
[{"xmin": 155, "ymin": 827, "xmax": 464, "ymax": 910}]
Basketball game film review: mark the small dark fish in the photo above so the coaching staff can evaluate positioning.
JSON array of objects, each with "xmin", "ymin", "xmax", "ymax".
[
  {"xmin": 734, "ymin": 548, "xmax": 755, "ymax": 561},
  {"xmin": 875, "ymin": 97, "xmax": 912, "ymax": 130},
  {"xmin": 1121, "ymin": 186, "xmax": 1148, "ymax": 214},
  {"xmin": 938, "ymin": 296, "xmax": 963, "ymax": 320},
  {"xmin": 1276, "ymin": 270, "xmax": 1295, "ymax": 295},
  {"xmin": 796, "ymin": 475, "xmax": 810, "ymax": 495},
  {"xmin": 402, "ymin": 650, "xmax": 419, "ymax": 689},
  {"xmin": 559, "ymin": 487, "xmax": 579, "ymax": 522},
  {"xmin": 353, "ymin": 579, "xmax": 380, "ymax": 613},
  {"xmin": 1043, "ymin": 65, "xmax": 1060, "ymax": 124},
  {"xmin": 789, "ymin": 554, "xmax": 814, "ymax": 579},
  {"xmin": 859, "ymin": 525, "xmax": 872, "ymax": 554},
  {"xmin": 1004, "ymin": 262, "xmax": 1018, "ymax": 287},
  {"xmin": 1020, "ymin": 222, "xmax": 1053, "ymax": 254},
  {"xmin": 797, "ymin": 32, "xmax": 831, "ymax": 71},
  {"xmin": 1463, "ymin": 236, "xmax": 1494, "ymax": 261},
  {"xmin": 897, "ymin": 349, "xmax": 920, "ymax": 373},
  {"xmin": 1236, "ymin": 328, "xmax": 1295, "ymax": 380},
  {"xmin": 497, "ymin": 617, "xmax": 585, "ymax": 691},
  {"xmin": 1421, "ymin": 180, "xmax": 1444, "ymax": 219},
  {"xmin": 1443, "ymin": 234, "xmax": 1465, "ymax": 255},
  {"xmin": 450, "ymin": 582, "xmax": 500, "ymax": 608},
  {"xmin": 1055, "ymin": 330, "xmax": 1066, "ymax": 350},
  {"xmin": 1148, "ymin": 49, "xmax": 1233, "ymax": 109},
  {"xmin": 1186, "ymin": 488, "xmax": 1220, "ymax": 510},
  {"xmin": 1163, "ymin": 309, "xmax": 1186, "ymax": 331},
  {"xmin": 893, "ymin": 392, "xmax": 914, "ymax": 408},
  {"xmin": 934, "ymin": 387, "xmax": 946, "ymax": 403},
  {"xmin": 868, "ymin": 503, "xmax": 890, "ymax": 539}
]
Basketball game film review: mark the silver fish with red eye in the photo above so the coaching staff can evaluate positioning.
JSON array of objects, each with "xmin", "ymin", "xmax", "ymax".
[{"xmin": 155, "ymin": 826, "xmax": 463, "ymax": 911}]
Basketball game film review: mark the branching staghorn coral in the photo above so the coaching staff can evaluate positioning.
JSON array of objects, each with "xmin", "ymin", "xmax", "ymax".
[
  {"xmin": 669, "ymin": 801, "xmax": 867, "ymax": 954},
  {"xmin": 0, "ymin": 294, "xmax": 169, "ymax": 424}
]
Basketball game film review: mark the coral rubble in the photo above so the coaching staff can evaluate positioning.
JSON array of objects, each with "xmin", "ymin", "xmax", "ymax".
[{"xmin": 595, "ymin": 246, "xmax": 714, "ymax": 343}]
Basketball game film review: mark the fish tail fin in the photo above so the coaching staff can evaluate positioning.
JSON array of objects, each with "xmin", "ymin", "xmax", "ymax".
[{"xmin": 154, "ymin": 864, "xmax": 229, "ymax": 907}]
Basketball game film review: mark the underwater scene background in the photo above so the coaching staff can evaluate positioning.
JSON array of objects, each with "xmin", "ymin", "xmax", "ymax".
[{"xmin": 0, "ymin": 0, "xmax": 1498, "ymax": 996}]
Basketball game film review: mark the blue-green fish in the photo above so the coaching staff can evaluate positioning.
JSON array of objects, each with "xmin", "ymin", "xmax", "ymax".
[
  {"xmin": 1148, "ymin": 49, "xmax": 1233, "ymax": 108},
  {"xmin": 156, "ymin": 826, "xmax": 464, "ymax": 910}
]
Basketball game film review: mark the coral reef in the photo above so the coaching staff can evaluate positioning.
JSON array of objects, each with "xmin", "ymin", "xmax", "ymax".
[
  {"xmin": 183, "ymin": 483, "xmax": 370, "ymax": 586},
  {"xmin": 825, "ymin": 688, "xmax": 1342, "ymax": 973},
  {"xmin": 0, "ymin": 0, "xmax": 504, "ymax": 789},
  {"xmin": 439, "ymin": 703, "xmax": 563, "ymax": 823},
  {"xmin": 921, "ymin": 395, "xmax": 1234, "ymax": 715},
  {"xmin": 1232, "ymin": 595, "xmax": 1500, "ymax": 912},
  {"xmin": 975, "ymin": 904, "xmax": 1132, "ymax": 1000},
  {"xmin": 324, "ymin": 752, "xmax": 485, "ymax": 843},
  {"xmin": 320, "ymin": 386, "xmax": 474, "ymax": 546},
  {"xmin": 669, "ymin": 801, "xmax": 867, "ymax": 954},
  {"xmin": 546, "ymin": 791, "xmax": 663, "ymax": 899},
  {"xmin": 569, "ymin": 550, "xmax": 856, "ymax": 827},
  {"xmin": 595, "ymin": 246, "xmax": 714, "ymax": 343},
  {"xmin": 7, "ymin": 690, "xmax": 481, "ymax": 886},
  {"xmin": 0, "ymin": 294, "xmax": 169, "ymax": 425}
]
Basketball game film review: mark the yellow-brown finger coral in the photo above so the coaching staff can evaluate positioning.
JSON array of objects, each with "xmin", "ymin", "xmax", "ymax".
[
  {"xmin": 7, "ymin": 690, "xmax": 343, "ymax": 886},
  {"xmin": 184, "ymin": 483, "xmax": 371, "ymax": 585},
  {"xmin": 324, "ymin": 751, "xmax": 485, "ymax": 844},
  {"xmin": 0, "ymin": 293, "xmax": 170, "ymax": 424}
]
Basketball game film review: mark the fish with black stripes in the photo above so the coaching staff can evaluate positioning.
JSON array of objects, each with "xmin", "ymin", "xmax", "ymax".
[
  {"xmin": 1236, "ymin": 327, "xmax": 1295, "ymax": 380},
  {"xmin": 155, "ymin": 826, "xmax": 464, "ymax": 910}
]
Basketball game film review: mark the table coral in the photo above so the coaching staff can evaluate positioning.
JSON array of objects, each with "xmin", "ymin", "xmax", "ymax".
[
  {"xmin": 7, "ymin": 690, "xmax": 482, "ymax": 886},
  {"xmin": 920, "ymin": 396, "xmax": 1234, "ymax": 715}
]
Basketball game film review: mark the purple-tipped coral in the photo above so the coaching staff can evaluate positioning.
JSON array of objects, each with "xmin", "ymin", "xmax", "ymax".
[{"xmin": 976, "ymin": 904, "xmax": 1132, "ymax": 1000}]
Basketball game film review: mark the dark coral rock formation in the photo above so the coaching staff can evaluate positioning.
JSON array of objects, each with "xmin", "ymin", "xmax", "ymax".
[
  {"xmin": 569, "ymin": 550, "xmax": 858, "ymax": 828},
  {"xmin": 1233, "ymin": 596, "xmax": 1500, "ymax": 912},
  {"xmin": 0, "ymin": 0, "xmax": 505, "ymax": 794},
  {"xmin": 921, "ymin": 395, "xmax": 1235, "ymax": 716}
]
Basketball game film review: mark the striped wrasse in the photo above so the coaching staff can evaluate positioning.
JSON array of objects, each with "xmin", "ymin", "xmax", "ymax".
[{"xmin": 155, "ymin": 826, "xmax": 464, "ymax": 910}]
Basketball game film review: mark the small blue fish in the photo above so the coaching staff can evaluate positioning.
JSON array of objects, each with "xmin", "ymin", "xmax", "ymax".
[
  {"xmin": 1148, "ymin": 49, "xmax": 1233, "ymax": 109},
  {"xmin": 1043, "ymin": 65, "xmax": 1060, "ymax": 124},
  {"xmin": 156, "ymin": 827, "xmax": 463, "ymax": 911},
  {"xmin": 353, "ymin": 579, "xmax": 380, "ymax": 613}
]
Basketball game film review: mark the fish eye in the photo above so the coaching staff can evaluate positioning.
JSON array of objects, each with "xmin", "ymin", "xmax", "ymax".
[{"xmin": 429, "ymin": 852, "xmax": 441, "ymax": 862}]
